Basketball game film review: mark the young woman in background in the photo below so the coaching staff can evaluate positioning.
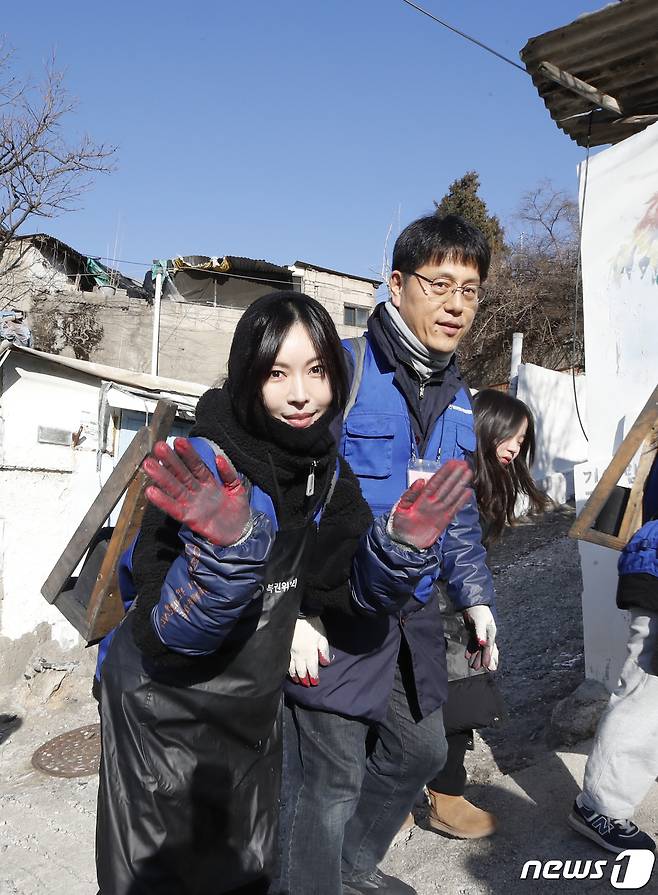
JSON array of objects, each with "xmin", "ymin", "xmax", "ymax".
[{"xmin": 426, "ymin": 388, "xmax": 548, "ymax": 839}]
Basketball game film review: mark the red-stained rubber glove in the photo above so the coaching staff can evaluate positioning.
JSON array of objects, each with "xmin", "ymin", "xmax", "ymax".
[
  {"xmin": 142, "ymin": 438, "xmax": 251, "ymax": 546},
  {"xmin": 388, "ymin": 459, "xmax": 473, "ymax": 550},
  {"xmin": 463, "ymin": 605, "xmax": 498, "ymax": 671}
]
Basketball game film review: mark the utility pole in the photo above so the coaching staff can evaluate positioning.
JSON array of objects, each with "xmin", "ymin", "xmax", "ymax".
[
  {"xmin": 509, "ymin": 332, "xmax": 524, "ymax": 394},
  {"xmin": 151, "ymin": 267, "xmax": 163, "ymax": 376}
]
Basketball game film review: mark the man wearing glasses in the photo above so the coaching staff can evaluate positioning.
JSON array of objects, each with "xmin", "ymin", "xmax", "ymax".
[{"xmin": 281, "ymin": 215, "xmax": 496, "ymax": 895}]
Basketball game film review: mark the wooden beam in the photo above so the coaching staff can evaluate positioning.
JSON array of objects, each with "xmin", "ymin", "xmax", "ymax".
[
  {"xmin": 538, "ymin": 61, "xmax": 623, "ymax": 116},
  {"xmin": 85, "ymin": 400, "xmax": 177, "ymax": 642},
  {"xmin": 41, "ymin": 399, "xmax": 177, "ymax": 609},
  {"xmin": 612, "ymin": 115, "xmax": 658, "ymax": 127},
  {"xmin": 617, "ymin": 430, "xmax": 658, "ymax": 545},
  {"xmin": 570, "ymin": 385, "xmax": 658, "ymax": 549},
  {"xmin": 573, "ymin": 529, "xmax": 628, "ymax": 552}
]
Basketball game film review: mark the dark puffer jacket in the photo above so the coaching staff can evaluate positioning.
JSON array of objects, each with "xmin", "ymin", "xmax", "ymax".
[{"xmin": 95, "ymin": 438, "xmax": 444, "ymax": 675}]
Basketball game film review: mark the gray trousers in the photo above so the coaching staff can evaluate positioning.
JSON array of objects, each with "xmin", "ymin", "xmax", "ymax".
[{"xmin": 582, "ymin": 610, "xmax": 658, "ymax": 820}]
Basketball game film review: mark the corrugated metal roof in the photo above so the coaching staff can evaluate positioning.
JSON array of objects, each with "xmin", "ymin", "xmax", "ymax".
[
  {"xmin": 520, "ymin": 0, "xmax": 658, "ymax": 147},
  {"xmin": 0, "ymin": 341, "xmax": 206, "ymax": 398}
]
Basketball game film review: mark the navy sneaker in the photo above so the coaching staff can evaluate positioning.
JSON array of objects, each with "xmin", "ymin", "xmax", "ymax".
[
  {"xmin": 568, "ymin": 797, "xmax": 656, "ymax": 854},
  {"xmin": 342, "ymin": 868, "xmax": 416, "ymax": 894}
]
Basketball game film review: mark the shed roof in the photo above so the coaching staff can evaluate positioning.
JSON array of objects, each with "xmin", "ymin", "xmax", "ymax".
[
  {"xmin": 0, "ymin": 341, "xmax": 206, "ymax": 398},
  {"xmin": 12, "ymin": 233, "xmax": 148, "ymax": 298},
  {"xmin": 520, "ymin": 0, "xmax": 658, "ymax": 147},
  {"xmin": 292, "ymin": 260, "xmax": 382, "ymax": 287}
]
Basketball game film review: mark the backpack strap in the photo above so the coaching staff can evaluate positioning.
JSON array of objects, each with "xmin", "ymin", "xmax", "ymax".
[{"xmin": 344, "ymin": 336, "xmax": 367, "ymax": 419}]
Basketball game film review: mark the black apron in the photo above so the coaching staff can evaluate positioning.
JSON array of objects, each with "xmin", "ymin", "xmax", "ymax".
[{"xmin": 96, "ymin": 520, "xmax": 310, "ymax": 895}]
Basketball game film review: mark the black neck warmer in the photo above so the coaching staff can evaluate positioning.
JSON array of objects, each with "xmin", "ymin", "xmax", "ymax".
[{"xmin": 189, "ymin": 386, "xmax": 337, "ymax": 529}]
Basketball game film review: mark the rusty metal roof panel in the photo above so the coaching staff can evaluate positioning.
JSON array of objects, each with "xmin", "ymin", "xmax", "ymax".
[{"xmin": 520, "ymin": 0, "xmax": 658, "ymax": 147}]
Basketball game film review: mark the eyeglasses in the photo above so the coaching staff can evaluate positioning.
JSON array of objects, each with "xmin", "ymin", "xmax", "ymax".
[{"xmin": 412, "ymin": 272, "xmax": 485, "ymax": 306}]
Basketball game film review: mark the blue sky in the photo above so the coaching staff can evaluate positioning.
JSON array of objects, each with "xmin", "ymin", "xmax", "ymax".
[{"xmin": 4, "ymin": 0, "xmax": 605, "ymax": 282}]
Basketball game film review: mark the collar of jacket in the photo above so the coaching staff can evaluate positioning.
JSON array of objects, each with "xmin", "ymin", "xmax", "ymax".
[
  {"xmin": 382, "ymin": 301, "xmax": 453, "ymax": 378},
  {"xmin": 367, "ymin": 302, "xmax": 464, "ymax": 393}
]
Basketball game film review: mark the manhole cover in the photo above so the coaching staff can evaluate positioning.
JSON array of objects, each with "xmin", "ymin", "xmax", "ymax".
[{"xmin": 32, "ymin": 723, "xmax": 101, "ymax": 778}]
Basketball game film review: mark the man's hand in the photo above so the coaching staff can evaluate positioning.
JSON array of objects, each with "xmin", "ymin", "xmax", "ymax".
[
  {"xmin": 463, "ymin": 605, "xmax": 498, "ymax": 671},
  {"xmin": 143, "ymin": 438, "xmax": 251, "ymax": 546},
  {"xmin": 389, "ymin": 460, "xmax": 473, "ymax": 550},
  {"xmin": 289, "ymin": 617, "xmax": 332, "ymax": 687}
]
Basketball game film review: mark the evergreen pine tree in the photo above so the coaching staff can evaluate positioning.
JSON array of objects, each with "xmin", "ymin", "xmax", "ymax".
[{"xmin": 434, "ymin": 171, "xmax": 505, "ymax": 254}]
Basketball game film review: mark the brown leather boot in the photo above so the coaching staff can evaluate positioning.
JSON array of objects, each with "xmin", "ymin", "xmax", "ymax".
[{"xmin": 427, "ymin": 791, "xmax": 497, "ymax": 839}]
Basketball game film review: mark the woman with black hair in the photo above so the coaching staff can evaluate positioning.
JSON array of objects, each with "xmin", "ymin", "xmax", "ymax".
[
  {"xmin": 425, "ymin": 388, "xmax": 548, "ymax": 839},
  {"xmin": 94, "ymin": 290, "xmax": 472, "ymax": 895},
  {"xmin": 471, "ymin": 388, "xmax": 548, "ymax": 543}
]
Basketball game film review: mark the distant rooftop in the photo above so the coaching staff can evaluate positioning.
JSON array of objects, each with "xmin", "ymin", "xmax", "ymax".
[
  {"xmin": 11, "ymin": 232, "xmax": 148, "ymax": 298},
  {"xmin": 292, "ymin": 260, "xmax": 382, "ymax": 287},
  {"xmin": 9, "ymin": 231, "xmax": 382, "ymax": 298}
]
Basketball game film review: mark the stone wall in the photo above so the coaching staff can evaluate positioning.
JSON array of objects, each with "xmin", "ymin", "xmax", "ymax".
[{"xmin": 24, "ymin": 268, "xmax": 378, "ymax": 385}]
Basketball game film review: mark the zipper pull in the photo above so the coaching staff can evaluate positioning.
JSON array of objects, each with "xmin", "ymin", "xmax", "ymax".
[
  {"xmin": 419, "ymin": 381, "xmax": 425, "ymax": 399},
  {"xmin": 306, "ymin": 460, "xmax": 317, "ymax": 497}
]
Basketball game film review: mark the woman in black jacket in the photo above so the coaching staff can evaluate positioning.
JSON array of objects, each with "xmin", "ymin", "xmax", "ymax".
[
  {"xmin": 425, "ymin": 389, "xmax": 547, "ymax": 839},
  {"xmin": 95, "ymin": 290, "xmax": 473, "ymax": 894}
]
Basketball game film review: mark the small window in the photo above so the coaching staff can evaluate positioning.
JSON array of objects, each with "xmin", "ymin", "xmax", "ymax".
[{"xmin": 344, "ymin": 304, "xmax": 369, "ymax": 327}]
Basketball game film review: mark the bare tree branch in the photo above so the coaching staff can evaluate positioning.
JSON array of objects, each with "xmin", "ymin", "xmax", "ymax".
[
  {"xmin": 457, "ymin": 181, "xmax": 583, "ymax": 386},
  {"xmin": 0, "ymin": 42, "xmax": 116, "ymax": 277}
]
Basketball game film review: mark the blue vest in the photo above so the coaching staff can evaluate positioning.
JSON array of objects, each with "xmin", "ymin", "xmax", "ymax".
[
  {"xmin": 283, "ymin": 338, "xmax": 475, "ymax": 721},
  {"xmin": 340, "ymin": 336, "xmax": 476, "ymax": 518}
]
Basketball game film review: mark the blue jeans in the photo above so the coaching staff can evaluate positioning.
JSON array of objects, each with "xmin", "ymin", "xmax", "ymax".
[{"xmin": 277, "ymin": 663, "xmax": 447, "ymax": 895}]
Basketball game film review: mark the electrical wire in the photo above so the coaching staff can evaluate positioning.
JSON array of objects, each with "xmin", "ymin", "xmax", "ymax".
[
  {"xmin": 399, "ymin": 0, "xmax": 528, "ymax": 74},
  {"xmin": 400, "ymin": 0, "xmax": 592, "ymax": 442},
  {"xmin": 91, "ymin": 256, "xmax": 151, "ymax": 267},
  {"xmin": 571, "ymin": 111, "xmax": 593, "ymax": 443}
]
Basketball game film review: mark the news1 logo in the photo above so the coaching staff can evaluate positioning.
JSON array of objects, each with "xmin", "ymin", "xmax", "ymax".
[{"xmin": 520, "ymin": 850, "xmax": 655, "ymax": 888}]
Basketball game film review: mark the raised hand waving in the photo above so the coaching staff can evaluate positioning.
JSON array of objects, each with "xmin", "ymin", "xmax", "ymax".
[
  {"xmin": 389, "ymin": 459, "xmax": 473, "ymax": 550},
  {"xmin": 143, "ymin": 438, "xmax": 251, "ymax": 546}
]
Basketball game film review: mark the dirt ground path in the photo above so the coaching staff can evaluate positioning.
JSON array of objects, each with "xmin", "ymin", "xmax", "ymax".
[{"xmin": 468, "ymin": 504, "xmax": 584, "ymax": 779}]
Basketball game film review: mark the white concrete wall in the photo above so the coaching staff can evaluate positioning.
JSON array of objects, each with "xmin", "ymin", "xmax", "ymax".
[
  {"xmin": 298, "ymin": 267, "xmax": 377, "ymax": 339},
  {"xmin": 0, "ymin": 353, "xmax": 105, "ymax": 646},
  {"xmin": 576, "ymin": 120, "xmax": 658, "ymax": 690},
  {"xmin": 0, "ymin": 352, "xmax": 198, "ymax": 647},
  {"xmin": 516, "ymin": 363, "xmax": 589, "ymax": 505}
]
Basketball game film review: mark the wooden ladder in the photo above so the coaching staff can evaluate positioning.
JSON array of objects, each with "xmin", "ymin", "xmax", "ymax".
[
  {"xmin": 570, "ymin": 385, "xmax": 658, "ymax": 550},
  {"xmin": 41, "ymin": 399, "xmax": 177, "ymax": 643}
]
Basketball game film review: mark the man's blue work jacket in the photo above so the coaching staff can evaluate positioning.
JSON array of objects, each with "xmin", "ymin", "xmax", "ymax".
[{"xmin": 284, "ymin": 333, "xmax": 495, "ymax": 722}]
